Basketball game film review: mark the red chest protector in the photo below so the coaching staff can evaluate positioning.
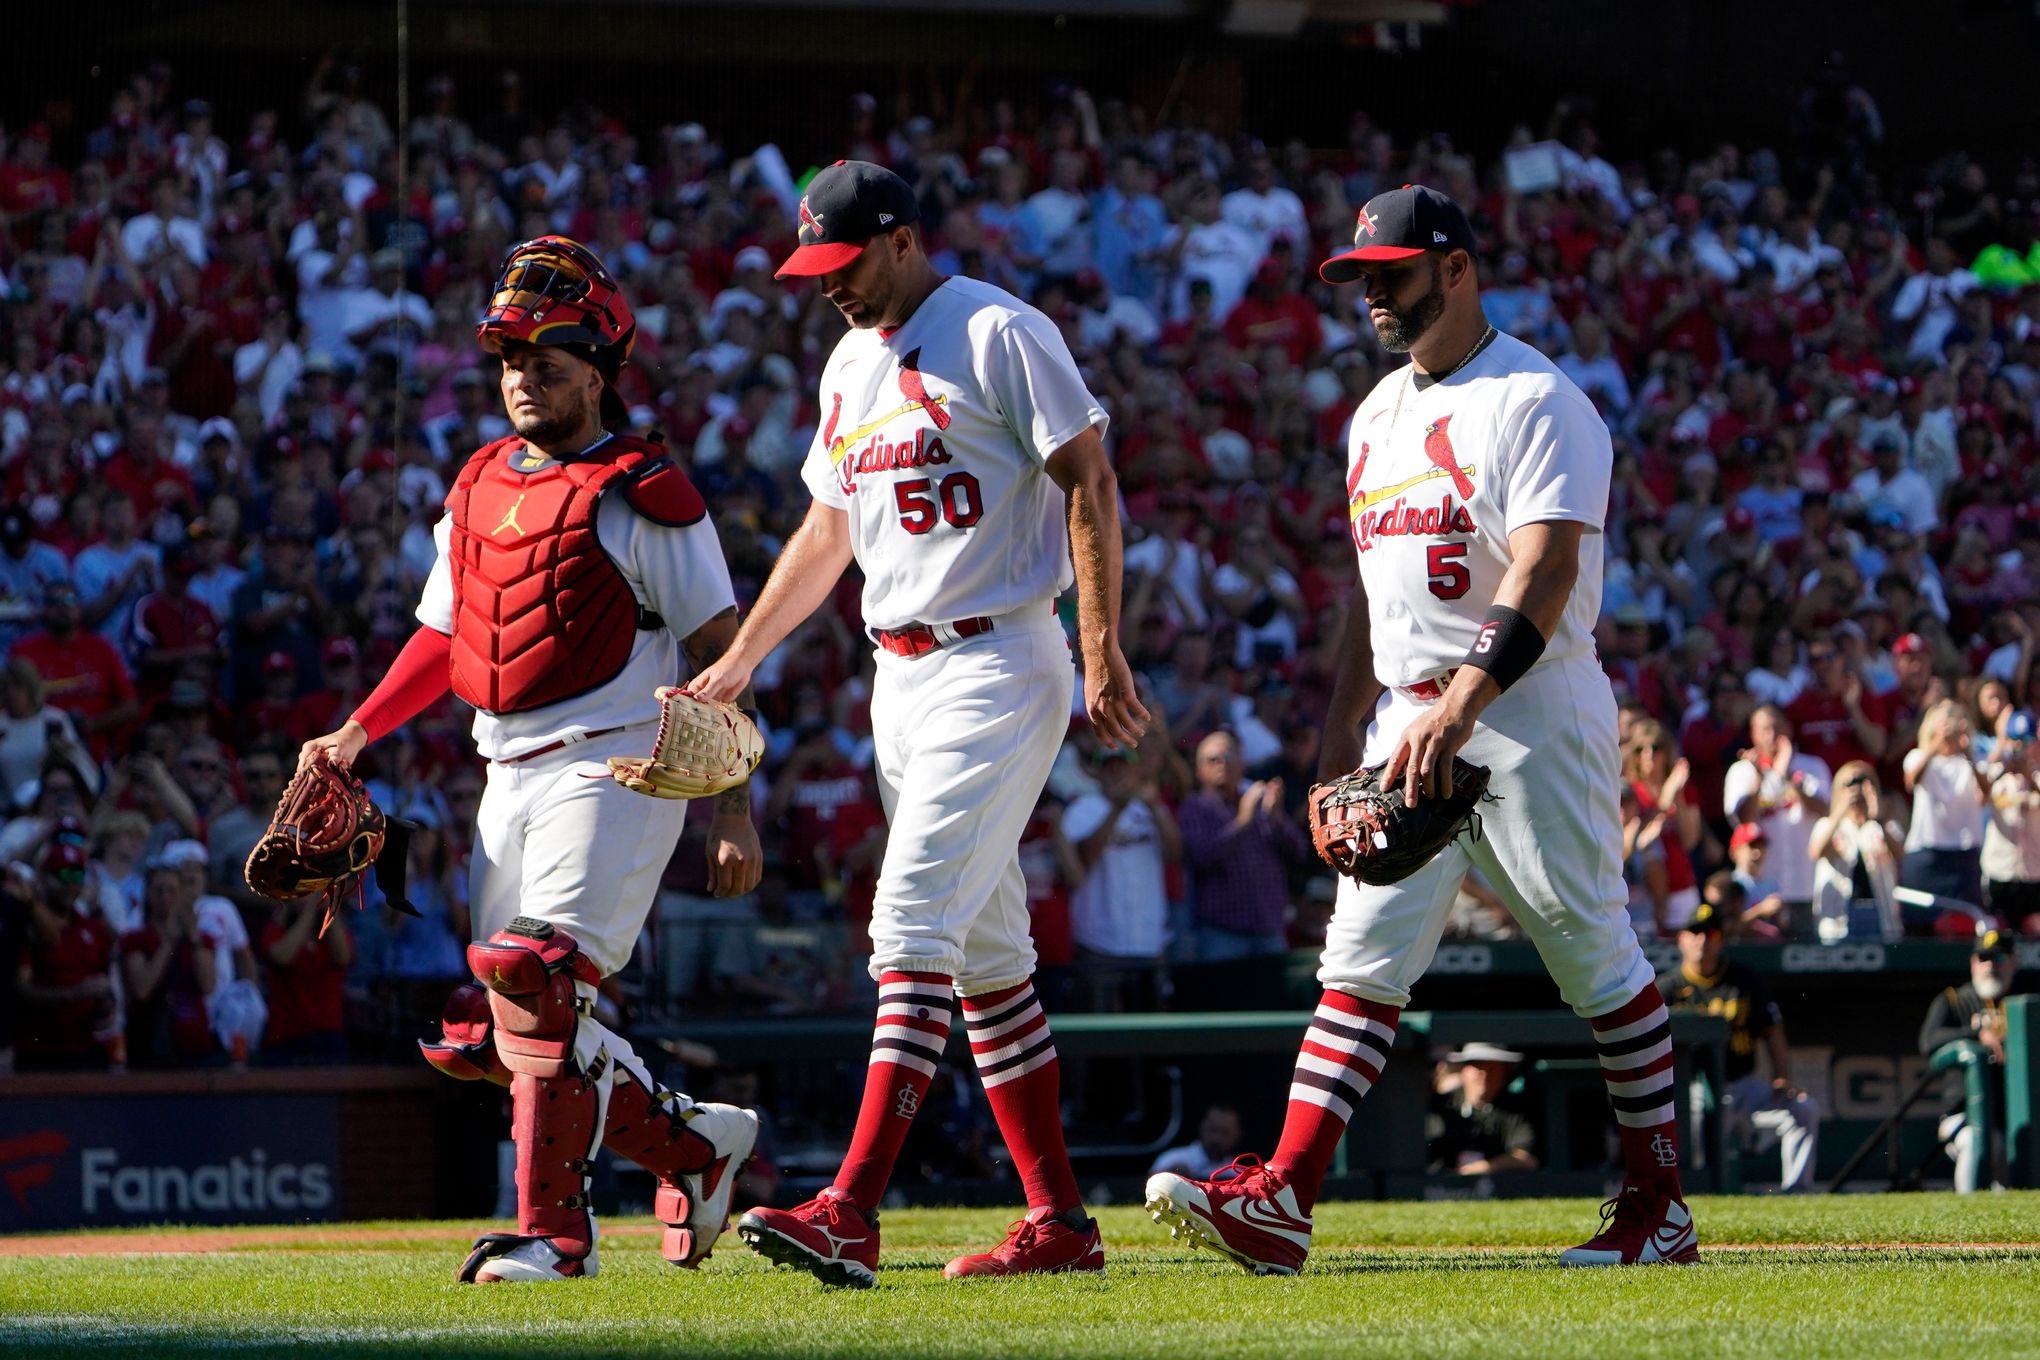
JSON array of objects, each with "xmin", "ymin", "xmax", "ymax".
[{"xmin": 446, "ymin": 433, "xmax": 705, "ymax": 715}]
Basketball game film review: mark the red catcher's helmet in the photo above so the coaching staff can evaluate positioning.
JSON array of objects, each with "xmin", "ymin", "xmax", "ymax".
[{"xmin": 477, "ymin": 236, "xmax": 636, "ymax": 370}]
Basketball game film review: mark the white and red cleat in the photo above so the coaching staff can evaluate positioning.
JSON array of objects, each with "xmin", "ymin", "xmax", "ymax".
[
  {"xmin": 1558, "ymin": 1187, "xmax": 1700, "ymax": 1266},
  {"xmin": 943, "ymin": 1206, "xmax": 1105, "ymax": 1279},
  {"xmin": 661, "ymin": 1102, "xmax": 759, "ymax": 1268},
  {"xmin": 1143, "ymin": 1155, "xmax": 1312, "ymax": 1276},
  {"xmin": 737, "ymin": 1188, "xmax": 880, "ymax": 1289},
  {"xmin": 459, "ymin": 1219, "xmax": 599, "ymax": 1283}
]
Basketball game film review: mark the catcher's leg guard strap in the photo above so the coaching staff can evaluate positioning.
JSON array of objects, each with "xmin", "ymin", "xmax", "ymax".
[
  {"xmin": 419, "ymin": 983, "xmax": 510, "ymax": 1086},
  {"xmin": 602, "ymin": 1069, "xmax": 715, "ymax": 1266},
  {"xmin": 468, "ymin": 917, "xmax": 601, "ymax": 1078},
  {"xmin": 507, "ymin": 1060, "xmax": 606, "ymax": 1251}
]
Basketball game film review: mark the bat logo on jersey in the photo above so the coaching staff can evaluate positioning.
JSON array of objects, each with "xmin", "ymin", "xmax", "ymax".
[
  {"xmin": 822, "ymin": 392, "xmax": 843, "ymax": 451},
  {"xmin": 827, "ymin": 354, "xmax": 955, "ymax": 494},
  {"xmin": 1346, "ymin": 420, "xmax": 1479, "ymax": 553}
]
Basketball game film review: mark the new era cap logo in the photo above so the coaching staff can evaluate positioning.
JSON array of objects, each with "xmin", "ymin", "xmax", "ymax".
[
  {"xmin": 879, "ymin": 212, "xmax": 894, "ymax": 225},
  {"xmin": 1433, "ymin": 231, "xmax": 1448, "ymax": 243}
]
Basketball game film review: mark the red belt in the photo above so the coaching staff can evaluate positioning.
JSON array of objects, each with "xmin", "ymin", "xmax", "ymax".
[
  {"xmin": 499, "ymin": 725, "xmax": 627, "ymax": 765},
  {"xmin": 1402, "ymin": 668, "xmax": 1459, "ymax": 702},
  {"xmin": 873, "ymin": 615, "xmax": 995, "ymax": 658}
]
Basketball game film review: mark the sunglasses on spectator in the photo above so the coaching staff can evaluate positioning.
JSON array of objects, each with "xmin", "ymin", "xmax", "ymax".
[{"xmin": 1809, "ymin": 650, "xmax": 1838, "ymax": 663}]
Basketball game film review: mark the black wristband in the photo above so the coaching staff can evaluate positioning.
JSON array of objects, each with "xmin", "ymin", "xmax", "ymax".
[{"xmin": 1463, "ymin": 605, "xmax": 1546, "ymax": 693}]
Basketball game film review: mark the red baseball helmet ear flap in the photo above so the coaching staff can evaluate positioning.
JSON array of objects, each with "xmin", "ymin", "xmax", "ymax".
[{"xmin": 477, "ymin": 236, "xmax": 636, "ymax": 366}]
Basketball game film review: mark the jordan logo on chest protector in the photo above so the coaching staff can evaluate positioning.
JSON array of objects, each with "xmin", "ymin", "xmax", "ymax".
[{"xmin": 493, "ymin": 492, "xmax": 529, "ymax": 538}]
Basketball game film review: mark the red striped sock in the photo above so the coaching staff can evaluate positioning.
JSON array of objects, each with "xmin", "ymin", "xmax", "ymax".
[
  {"xmin": 1588, "ymin": 985, "xmax": 1685, "ymax": 1197},
  {"xmin": 960, "ymin": 980, "xmax": 1081, "ymax": 1213},
  {"xmin": 1269, "ymin": 989, "xmax": 1400, "ymax": 1213},
  {"xmin": 832, "ymin": 970, "xmax": 952, "ymax": 1212}
]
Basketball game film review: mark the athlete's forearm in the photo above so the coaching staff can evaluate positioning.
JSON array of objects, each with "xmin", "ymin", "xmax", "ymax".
[
  {"xmin": 350, "ymin": 625, "xmax": 454, "ymax": 742},
  {"xmin": 1061, "ymin": 454, "xmax": 1124, "ymax": 663},
  {"xmin": 728, "ymin": 503, "xmax": 855, "ymax": 666},
  {"xmin": 1320, "ymin": 578, "xmax": 1383, "ymax": 777},
  {"xmin": 681, "ymin": 606, "xmax": 758, "ymax": 819},
  {"xmin": 1441, "ymin": 521, "xmax": 1581, "ymax": 726}
]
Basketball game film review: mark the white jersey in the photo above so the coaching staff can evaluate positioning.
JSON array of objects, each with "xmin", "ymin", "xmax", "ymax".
[
  {"xmin": 1343, "ymin": 329, "xmax": 1611, "ymax": 689},
  {"xmin": 801, "ymin": 276, "xmax": 1106, "ymax": 631},
  {"xmin": 416, "ymin": 451, "xmax": 737, "ymax": 761}
]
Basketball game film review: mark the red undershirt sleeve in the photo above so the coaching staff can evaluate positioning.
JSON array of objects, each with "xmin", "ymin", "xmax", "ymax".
[{"xmin": 348, "ymin": 625, "xmax": 454, "ymax": 743}]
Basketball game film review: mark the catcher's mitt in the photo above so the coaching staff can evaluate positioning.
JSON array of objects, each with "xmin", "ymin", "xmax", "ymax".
[
  {"xmin": 245, "ymin": 750, "xmax": 415, "ymax": 934},
  {"xmin": 607, "ymin": 687, "xmax": 764, "ymax": 799},
  {"xmin": 1307, "ymin": 758, "xmax": 1493, "ymax": 886}
]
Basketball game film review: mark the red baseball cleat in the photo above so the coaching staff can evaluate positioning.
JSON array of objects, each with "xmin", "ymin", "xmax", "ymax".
[
  {"xmin": 1559, "ymin": 1186, "xmax": 1700, "ymax": 1266},
  {"xmin": 736, "ymin": 1188, "xmax": 880, "ymax": 1289},
  {"xmin": 1143, "ymin": 1155, "xmax": 1312, "ymax": 1276},
  {"xmin": 943, "ymin": 1206, "xmax": 1105, "ymax": 1279}
]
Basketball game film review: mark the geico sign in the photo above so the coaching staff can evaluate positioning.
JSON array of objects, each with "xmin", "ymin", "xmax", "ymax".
[
  {"xmin": 1430, "ymin": 945, "xmax": 1493, "ymax": 975},
  {"xmin": 82, "ymin": 1147, "xmax": 333, "ymax": 1215},
  {"xmin": 1781, "ymin": 944, "xmax": 1887, "ymax": 973}
]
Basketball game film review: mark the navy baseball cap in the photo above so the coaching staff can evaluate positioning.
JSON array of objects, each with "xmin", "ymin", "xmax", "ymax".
[
  {"xmin": 775, "ymin": 160, "xmax": 920, "ymax": 279},
  {"xmin": 1320, "ymin": 184, "xmax": 1477, "ymax": 284}
]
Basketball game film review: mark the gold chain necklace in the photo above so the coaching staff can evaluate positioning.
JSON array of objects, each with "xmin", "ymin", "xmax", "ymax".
[{"xmin": 1388, "ymin": 324, "xmax": 1498, "ymax": 432}]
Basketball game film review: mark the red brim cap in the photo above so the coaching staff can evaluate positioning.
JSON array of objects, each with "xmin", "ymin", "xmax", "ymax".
[
  {"xmin": 775, "ymin": 240, "xmax": 867, "ymax": 279},
  {"xmin": 1319, "ymin": 245, "xmax": 1426, "ymax": 284}
]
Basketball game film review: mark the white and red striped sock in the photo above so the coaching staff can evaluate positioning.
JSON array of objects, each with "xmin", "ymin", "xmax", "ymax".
[
  {"xmin": 1270, "ymin": 990, "xmax": 1400, "ymax": 1212},
  {"xmin": 833, "ymin": 970, "xmax": 952, "ymax": 1211},
  {"xmin": 1589, "ymin": 985, "xmax": 1685, "ymax": 1196},
  {"xmin": 961, "ymin": 980, "xmax": 1080, "ymax": 1212}
]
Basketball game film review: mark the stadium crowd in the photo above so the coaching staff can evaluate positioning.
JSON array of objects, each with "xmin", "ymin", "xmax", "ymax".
[{"xmin": 4, "ymin": 58, "xmax": 2040, "ymax": 1074}]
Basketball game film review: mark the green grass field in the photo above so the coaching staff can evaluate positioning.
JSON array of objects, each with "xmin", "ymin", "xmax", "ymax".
[{"xmin": 5, "ymin": 1195, "xmax": 2039, "ymax": 1359}]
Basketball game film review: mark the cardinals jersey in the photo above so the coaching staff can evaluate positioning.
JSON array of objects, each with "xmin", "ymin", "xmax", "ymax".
[
  {"xmin": 801, "ymin": 276, "xmax": 1106, "ymax": 632},
  {"xmin": 1344, "ymin": 330, "xmax": 1611, "ymax": 688}
]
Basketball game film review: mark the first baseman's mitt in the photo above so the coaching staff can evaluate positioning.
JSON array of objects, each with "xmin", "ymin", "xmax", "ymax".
[
  {"xmin": 245, "ymin": 750, "xmax": 412, "ymax": 934},
  {"xmin": 606, "ymin": 687, "xmax": 764, "ymax": 799},
  {"xmin": 1307, "ymin": 758, "xmax": 1493, "ymax": 886}
]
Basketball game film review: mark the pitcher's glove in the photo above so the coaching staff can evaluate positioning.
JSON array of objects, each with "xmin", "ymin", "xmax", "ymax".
[
  {"xmin": 1307, "ymin": 758, "xmax": 1493, "ymax": 885},
  {"xmin": 245, "ymin": 750, "xmax": 406, "ymax": 934},
  {"xmin": 607, "ymin": 687, "xmax": 764, "ymax": 799}
]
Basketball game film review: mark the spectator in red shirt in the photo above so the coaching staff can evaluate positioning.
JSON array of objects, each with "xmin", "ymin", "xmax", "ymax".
[
  {"xmin": 120, "ymin": 857, "xmax": 220, "ymax": 1069},
  {"xmin": 292, "ymin": 637, "xmax": 370, "ymax": 740},
  {"xmin": 237, "ymin": 652, "xmax": 312, "ymax": 749},
  {"xmin": 1786, "ymin": 630, "xmax": 1891, "ymax": 774},
  {"xmin": 10, "ymin": 830, "xmax": 118, "ymax": 1071},
  {"xmin": 101, "ymin": 407, "xmax": 198, "ymax": 525},
  {"xmin": 7, "ymin": 582, "xmax": 139, "ymax": 762},
  {"xmin": 259, "ymin": 892, "xmax": 353, "ymax": 1065},
  {"xmin": 1223, "ymin": 259, "xmax": 1321, "ymax": 367},
  {"xmin": 765, "ymin": 718, "xmax": 876, "ymax": 908},
  {"xmin": 129, "ymin": 551, "xmax": 222, "ymax": 705},
  {"xmin": 1681, "ymin": 668, "xmax": 1755, "ymax": 827},
  {"xmin": 1881, "ymin": 631, "xmax": 1947, "ymax": 786},
  {"xmin": 0, "ymin": 123, "xmax": 72, "ymax": 226}
]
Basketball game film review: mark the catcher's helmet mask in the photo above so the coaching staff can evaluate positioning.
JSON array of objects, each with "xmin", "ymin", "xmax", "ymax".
[{"xmin": 479, "ymin": 236, "xmax": 636, "ymax": 425}]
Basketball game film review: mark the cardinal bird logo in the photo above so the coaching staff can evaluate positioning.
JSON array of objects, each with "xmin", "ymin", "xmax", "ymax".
[
  {"xmin": 1423, "ymin": 415, "xmax": 1475, "ymax": 499},
  {"xmin": 797, "ymin": 196, "xmax": 825, "ymax": 243},
  {"xmin": 821, "ymin": 392, "xmax": 843, "ymax": 451},
  {"xmin": 1347, "ymin": 442, "xmax": 1370, "ymax": 498},
  {"xmin": 1355, "ymin": 204, "xmax": 1380, "ymax": 238},
  {"xmin": 897, "ymin": 349, "xmax": 951, "ymax": 430}
]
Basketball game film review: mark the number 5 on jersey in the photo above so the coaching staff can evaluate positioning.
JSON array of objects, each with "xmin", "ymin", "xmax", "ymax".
[
  {"xmin": 1426, "ymin": 542, "xmax": 1470, "ymax": 600},
  {"xmin": 894, "ymin": 471, "xmax": 984, "ymax": 535}
]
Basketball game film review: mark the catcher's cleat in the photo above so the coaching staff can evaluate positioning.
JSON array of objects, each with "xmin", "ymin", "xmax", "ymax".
[
  {"xmin": 459, "ymin": 1221, "xmax": 599, "ymax": 1283},
  {"xmin": 1559, "ymin": 1187, "xmax": 1699, "ymax": 1267},
  {"xmin": 663, "ymin": 1102, "xmax": 759, "ymax": 1268},
  {"xmin": 737, "ymin": 1188, "xmax": 879, "ymax": 1289},
  {"xmin": 942, "ymin": 1206, "xmax": 1104, "ymax": 1279},
  {"xmin": 1143, "ymin": 1155, "xmax": 1311, "ymax": 1276}
]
